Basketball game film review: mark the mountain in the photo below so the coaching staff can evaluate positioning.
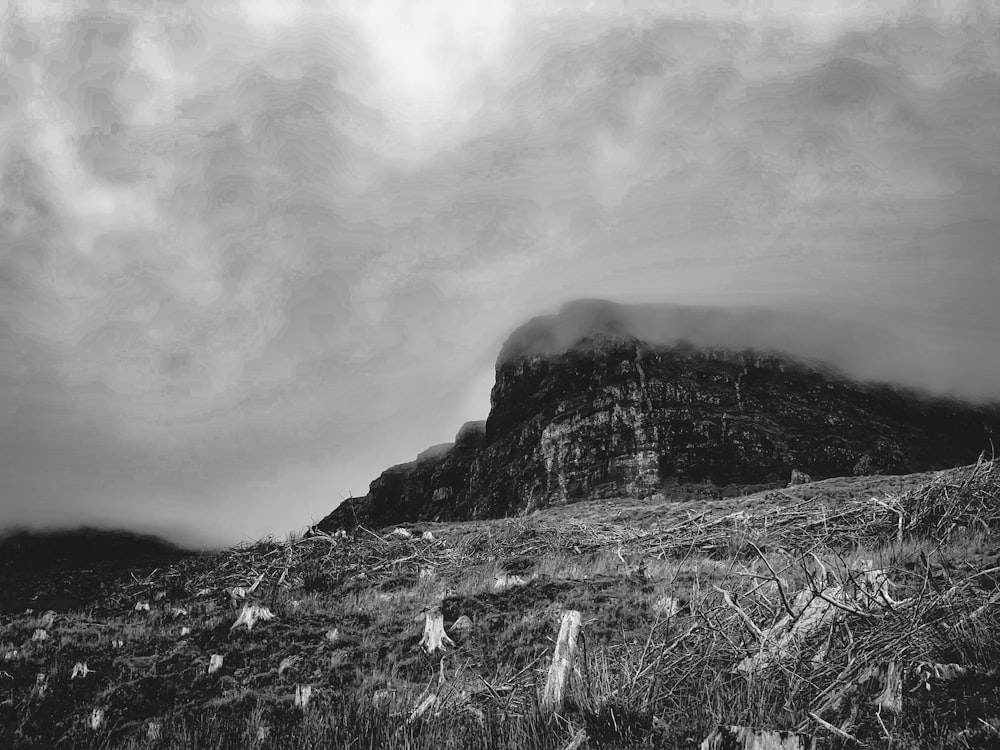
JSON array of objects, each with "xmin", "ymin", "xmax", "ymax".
[
  {"xmin": 0, "ymin": 526, "xmax": 191, "ymax": 567},
  {"xmin": 316, "ymin": 300, "xmax": 999, "ymax": 531}
]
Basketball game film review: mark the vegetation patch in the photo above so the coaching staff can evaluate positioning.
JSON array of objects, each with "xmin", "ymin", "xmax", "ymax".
[{"xmin": 1, "ymin": 459, "xmax": 998, "ymax": 748}]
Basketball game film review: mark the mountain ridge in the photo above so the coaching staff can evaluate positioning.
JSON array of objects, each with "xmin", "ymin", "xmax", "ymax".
[{"xmin": 316, "ymin": 301, "xmax": 999, "ymax": 532}]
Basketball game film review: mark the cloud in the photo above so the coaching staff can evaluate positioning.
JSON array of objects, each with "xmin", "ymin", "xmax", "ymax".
[
  {"xmin": 499, "ymin": 297, "xmax": 1000, "ymax": 404},
  {"xmin": 0, "ymin": 0, "xmax": 997, "ymax": 544}
]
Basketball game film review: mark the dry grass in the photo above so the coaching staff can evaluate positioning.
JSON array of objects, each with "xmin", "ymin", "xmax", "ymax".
[{"xmin": 1, "ymin": 459, "xmax": 997, "ymax": 748}]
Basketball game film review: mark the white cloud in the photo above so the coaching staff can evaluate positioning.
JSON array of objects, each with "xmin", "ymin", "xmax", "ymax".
[
  {"xmin": 340, "ymin": 0, "xmax": 518, "ymax": 156},
  {"xmin": 0, "ymin": 0, "xmax": 997, "ymax": 543}
]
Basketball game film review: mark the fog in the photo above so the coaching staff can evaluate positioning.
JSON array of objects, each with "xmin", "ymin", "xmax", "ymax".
[
  {"xmin": 500, "ymin": 299, "xmax": 1000, "ymax": 403},
  {"xmin": 1, "ymin": 0, "xmax": 997, "ymax": 546}
]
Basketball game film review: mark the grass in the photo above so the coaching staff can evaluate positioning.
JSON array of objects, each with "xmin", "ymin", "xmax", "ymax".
[{"xmin": 1, "ymin": 459, "xmax": 998, "ymax": 748}]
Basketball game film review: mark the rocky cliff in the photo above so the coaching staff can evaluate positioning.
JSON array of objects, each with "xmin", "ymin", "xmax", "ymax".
[{"xmin": 316, "ymin": 301, "xmax": 999, "ymax": 531}]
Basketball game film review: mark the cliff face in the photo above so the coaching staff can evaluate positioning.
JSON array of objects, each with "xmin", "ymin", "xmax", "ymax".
[{"xmin": 317, "ymin": 303, "xmax": 999, "ymax": 531}]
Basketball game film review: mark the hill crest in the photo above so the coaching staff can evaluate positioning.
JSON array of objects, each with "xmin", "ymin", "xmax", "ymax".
[{"xmin": 317, "ymin": 301, "xmax": 999, "ymax": 532}]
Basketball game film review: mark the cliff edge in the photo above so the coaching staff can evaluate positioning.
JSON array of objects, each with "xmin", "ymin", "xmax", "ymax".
[{"xmin": 316, "ymin": 301, "xmax": 998, "ymax": 531}]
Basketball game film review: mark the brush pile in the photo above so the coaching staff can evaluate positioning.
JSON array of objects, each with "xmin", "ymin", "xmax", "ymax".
[
  {"xmin": 707, "ymin": 547, "xmax": 1000, "ymax": 743},
  {"xmin": 114, "ymin": 458, "xmax": 997, "ymax": 610},
  {"xmin": 499, "ymin": 456, "xmax": 1000, "ymax": 561},
  {"xmin": 115, "ymin": 525, "xmax": 462, "ymax": 609}
]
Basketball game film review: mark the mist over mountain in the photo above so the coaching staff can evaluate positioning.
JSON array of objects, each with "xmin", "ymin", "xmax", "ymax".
[
  {"xmin": 0, "ymin": 526, "xmax": 198, "ymax": 568},
  {"xmin": 318, "ymin": 299, "xmax": 999, "ymax": 531},
  {"xmin": 0, "ymin": 525, "xmax": 202, "ymax": 613},
  {"xmin": 499, "ymin": 299, "xmax": 999, "ymax": 404}
]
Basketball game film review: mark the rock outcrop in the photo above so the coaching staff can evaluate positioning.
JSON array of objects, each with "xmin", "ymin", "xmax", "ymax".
[{"xmin": 316, "ymin": 301, "xmax": 999, "ymax": 531}]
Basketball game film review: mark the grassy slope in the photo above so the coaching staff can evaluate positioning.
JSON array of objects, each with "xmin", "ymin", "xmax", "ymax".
[{"xmin": 1, "ymin": 463, "xmax": 998, "ymax": 749}]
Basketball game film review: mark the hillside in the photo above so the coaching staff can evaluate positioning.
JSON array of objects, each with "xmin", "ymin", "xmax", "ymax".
[
  {"xmin": 3, "ymin": 302, "xmax": 998, "ymax": 748},
  {"xmin": 0, "ymin": 528, "xmax": 200, "ymax": 615},
  {"xmin": 318, "ymin": 300, "xmax": 1000, "ymax": 532},
  {"xmin": 1, "ymin": 460, "xmax": 998, "ymax": 749}
]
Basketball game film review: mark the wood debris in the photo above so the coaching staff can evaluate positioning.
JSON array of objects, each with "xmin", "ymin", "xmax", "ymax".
[
  {"xmin": 493, "ymin": 573, "xmax": 527, "ymax": 590},
  {"xmin": 88, "ymin": 708, "xmax": 104, "ymax": 731},
  {"xmin": 652, "ymin": 594, "xmax": 681, "ymax": 618},
  {"xmin": 231, "ymin": 604, "xmax": 276, "ymax": 632},
  {"xmin": 874, "ymin": 661, "xmax": 902, "ymax": 714},
  {"xmin": 407, "ymin": 693, "xmax": 437, "ymax": 724}
]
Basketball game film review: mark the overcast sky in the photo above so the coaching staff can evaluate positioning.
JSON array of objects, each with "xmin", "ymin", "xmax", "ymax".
[{"xmin": 1, "ymin": 0, "xmax": 998, "ymax": 547}]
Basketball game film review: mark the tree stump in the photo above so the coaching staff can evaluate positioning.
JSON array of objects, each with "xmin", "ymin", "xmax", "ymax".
[
  {"xmin": 875, "ymin": 661, "xmax": 902, "ymax": 714},
  {"xmin": 230, "ymin": 604, "xmax": 275, "ymax": 632},
  {"xmin": 418, "ymin": 607, "xmax": 454, "ymax": 654},
  {"xmin": 294, "ymin": 684, "xmax": 312, "ymax": 710},
  {"xmin": 701, "ymin": 725, "xmax": 815, "ymax": 750},
  {"xmin": 541, "ymin": 609, "xmax": 582, "ymax": 713}
]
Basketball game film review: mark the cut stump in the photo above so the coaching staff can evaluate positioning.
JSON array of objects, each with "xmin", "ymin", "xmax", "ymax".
[
  {"xmin": 542, "ymin": 609, "xmax": 582, "ymax": 713},
  {"xmin": 418, "ymin": 607, "xmax": 454, "ymax": 654},
  {"xmin": 701, "ymin": 725, "xmax": 815, "ymax": 750}
]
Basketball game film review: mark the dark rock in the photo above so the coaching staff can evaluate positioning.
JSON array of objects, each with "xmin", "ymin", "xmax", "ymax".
[
  {"xmin": 852, "ymin": 439, "xmax": 908, "ymax": 476},
  {"xmin": 316, "ymin": 302, "xmax": 1000, "ymax": 532},
  {"xmin": 788, "ymin": 469, "xmax": 812, "ymax": 487},
  {"xmin": 448, "ymin": 615, "xmax": 474, "ymax": 636}
]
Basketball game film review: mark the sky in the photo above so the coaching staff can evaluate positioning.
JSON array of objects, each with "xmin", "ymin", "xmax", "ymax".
[{"xmin": 1, "ymin": 0, "xmax": 998, "ymax": 548}]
